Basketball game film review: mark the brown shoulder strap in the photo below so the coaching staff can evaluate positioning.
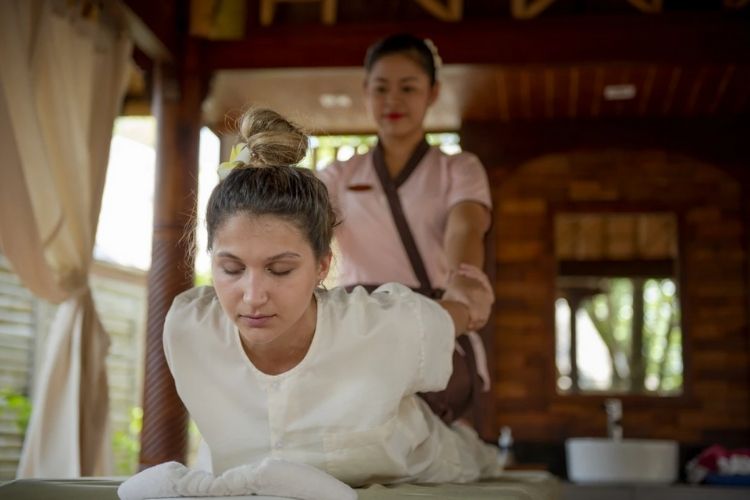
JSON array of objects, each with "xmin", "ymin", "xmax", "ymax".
[{"xmin": 372, "ymin": 139, "xmax": 433, "ymax": 293}]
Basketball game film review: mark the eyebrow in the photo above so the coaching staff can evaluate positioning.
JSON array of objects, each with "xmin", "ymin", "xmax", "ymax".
[{"xmin": 215, "ymin": 251, "xmax": 302, "ymax": 262}]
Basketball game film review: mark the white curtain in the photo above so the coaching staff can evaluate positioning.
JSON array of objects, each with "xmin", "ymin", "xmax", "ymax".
[{"xmin": 0, "ymin": 0, "xmax": 132, "ymax": 477}]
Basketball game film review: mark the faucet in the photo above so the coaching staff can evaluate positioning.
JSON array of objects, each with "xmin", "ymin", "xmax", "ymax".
[{"xmin": 604, "ymin": 398, "xmax": 623, "ymax": 440}]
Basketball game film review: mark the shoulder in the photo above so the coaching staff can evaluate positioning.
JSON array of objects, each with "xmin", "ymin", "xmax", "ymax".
[
  {"xmin": 444, "ymin": 150, "xmax": 485, "ymax": 171},
  {"xmin": 169, "ymin": 286, "xmax": 219, "ymax": 316},
  {"xmin": 165, "ymin": 286, "xmax": 225, "ymax": 341},
  {"xmin": 325, "ymin": 282, "xmax": 418, "ymax": 308},
  {"xmin": 321, "ymin": 284, "xmax": 449, "ymax": 330},
  {"xmin": 422, "ymin": 148, "xmax": 486, "ymax": 177}
]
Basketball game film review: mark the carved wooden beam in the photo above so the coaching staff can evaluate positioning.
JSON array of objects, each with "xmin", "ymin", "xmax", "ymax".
[
  {"xmin": 120, "ymin": 0, "xmax": 178, "ymax": 62},
  {"xmin": 413, "ymin": 0, "xmax": 464, "ymax": 22},
  {"xmin": 511, "ymin": 0, "xmax": 557, "ymax": 20},
  {"xmin": 628, "ymin": 0, "xmax": 663, "ymax": 14},
  {"xmin": 259, "ymin": 0, "xmax": 337, "ymax": 26},
  {"xmin": 190, "ymin": 0, "xmax": 247, "ymax": 40}
]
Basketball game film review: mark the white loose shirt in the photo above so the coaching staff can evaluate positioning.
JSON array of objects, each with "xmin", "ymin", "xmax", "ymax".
[{"xmin": 163, "ymin": 284, "xmax": 497, "ymax": 486}]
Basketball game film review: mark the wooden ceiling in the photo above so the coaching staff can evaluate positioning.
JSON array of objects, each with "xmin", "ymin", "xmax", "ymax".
[
  {"xmin": 200, "ymin": 62, "xmax": 750, "ymax": 134},
  {"xmin": 121, "ymin": 0, "xmax": 750, "ymax": 134}
]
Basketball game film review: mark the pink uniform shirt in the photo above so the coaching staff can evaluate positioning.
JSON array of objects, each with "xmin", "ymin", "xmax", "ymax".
[{"xmin": 318, "ymin": 147, "xmax": 492, "ymax": 290}]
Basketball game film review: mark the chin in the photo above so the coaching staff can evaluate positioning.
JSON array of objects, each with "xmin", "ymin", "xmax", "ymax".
[{"xmin": 241, "ymin": 329, "xmax": 283, "ymax": 346}]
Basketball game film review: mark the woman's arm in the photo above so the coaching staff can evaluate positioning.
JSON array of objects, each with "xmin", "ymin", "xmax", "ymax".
[
  {"xmin": 443, "ymin": 200, "xmax": 493, "ymax": 330},
  {"xmin": 444, "ymin": 200, "xmax": 491, "ymax": 269},
  {"xmin": 437, "ymin": 299, "xmax": 471, "ymax": 337}
]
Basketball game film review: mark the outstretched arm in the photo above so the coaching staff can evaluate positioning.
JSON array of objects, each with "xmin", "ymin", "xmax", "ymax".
[
  {"xmin": 442, "ymin": 264, "xmax": 494, "ymax": 334},
  {"xmin": 443, "ymin": 201, "xmax": 493, "ymax": 331},
  {"xmin": 444, "ymin": 200, "xmax": 491, "ymax": 269},
  {"xmin": 437, "ymin": 299, "xmax": 471, "ymax": 337}
]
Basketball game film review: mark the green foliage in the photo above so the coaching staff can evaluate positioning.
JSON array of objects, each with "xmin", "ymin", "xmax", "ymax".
[
  {"xmin": 194, "ymin": 269, "xmax": 213, "ymax": 287},
  {"xmin": 559, "ymin": 277, "xmax": 682, "ymax": 395},
  {"xmin": 0, "ymin": 388, "xmax": 32, "ymax": 434},
  {"xmin": 303, "ymin": 133, "xmax": 461, "ymax": 170},
  {"xmin": 111, "ymin": 406, "xmax": 142, "ymax": 475}
]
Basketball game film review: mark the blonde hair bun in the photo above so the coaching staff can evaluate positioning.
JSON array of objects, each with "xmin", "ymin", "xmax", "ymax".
[{"xmin": 239, "ymin": 108, "xmax": 308, "ymax": 167}]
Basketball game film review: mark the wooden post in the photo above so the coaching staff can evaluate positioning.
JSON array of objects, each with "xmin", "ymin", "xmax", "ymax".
[{"xmin": 138, "ymin": 62, "xmax": 205, "ymax": 469}]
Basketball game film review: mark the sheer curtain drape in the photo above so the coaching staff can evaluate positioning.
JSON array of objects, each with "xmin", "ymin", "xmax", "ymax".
[{"xmin": 0, "ymin": 0, "xmax": 132, "ymax": 477}]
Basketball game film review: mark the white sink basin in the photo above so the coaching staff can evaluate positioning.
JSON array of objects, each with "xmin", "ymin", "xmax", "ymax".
[{"xmin": 566, "ymin": 437, "xmax": 678, "ymax": 484}]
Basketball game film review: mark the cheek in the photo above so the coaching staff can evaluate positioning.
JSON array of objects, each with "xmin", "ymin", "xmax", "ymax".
[
  {"xmin": 211, "ymin": 272, "xmax": 232, "ymax": 293},
  {"xmin": 212, "ymin": 275, "xmax": 240, "ymax": 307},
  {"xmin": 409, "ymin": 94, "xmax": 430, "ymax": 110}
]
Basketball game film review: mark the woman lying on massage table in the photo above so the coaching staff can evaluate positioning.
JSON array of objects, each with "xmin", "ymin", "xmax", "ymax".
[{"xmin": 119, "ymin": 108, "xmax": 501, "ymax": 500}]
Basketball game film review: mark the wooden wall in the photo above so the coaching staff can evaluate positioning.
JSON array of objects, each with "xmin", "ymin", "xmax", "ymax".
[{"xmin": 461, "ymin": 119, "xmax": 750, "ymax": 452}]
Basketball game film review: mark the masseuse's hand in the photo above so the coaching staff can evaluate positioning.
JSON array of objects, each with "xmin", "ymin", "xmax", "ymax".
[{"xmin": 443, "ymin": 263, "xmax": 495, "ymax": 331}]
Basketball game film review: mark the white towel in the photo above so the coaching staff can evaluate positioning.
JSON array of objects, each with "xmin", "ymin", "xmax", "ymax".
[
  {"xmin": 465, "ymin": 331, "xmax": 491, "ymax": 392},
  {"xmin": 117, "ymin": 456, "xmax": 357, "ymax": 500}
]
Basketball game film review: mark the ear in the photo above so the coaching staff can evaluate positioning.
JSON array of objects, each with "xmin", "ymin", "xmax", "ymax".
[
  {"xmin": 428, "ymin": 81, "xmax": 441, "ymax": 106},
  {"xmin": 317, "ymin": 252, "xmax": 333, "ymax": 282}
]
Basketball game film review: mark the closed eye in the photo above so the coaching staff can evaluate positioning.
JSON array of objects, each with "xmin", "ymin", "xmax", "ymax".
[{"xmin": 267, "ymin": 267, "xmax": 293, "ymax": 276}]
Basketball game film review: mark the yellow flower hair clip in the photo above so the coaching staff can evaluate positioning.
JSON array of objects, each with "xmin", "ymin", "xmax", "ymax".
[{"xmin": 217, "ymin": 143, "xmax": 252, "ymax": 180}]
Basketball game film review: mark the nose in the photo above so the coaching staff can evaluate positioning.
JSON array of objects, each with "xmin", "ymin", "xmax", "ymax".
[
  {"xmin": 241, "ymin": 272, "xmax": 269, "ymax": 306},
  {"xmin": 383, "ymin": 87, "xmax": 399, "ymax": 104}
]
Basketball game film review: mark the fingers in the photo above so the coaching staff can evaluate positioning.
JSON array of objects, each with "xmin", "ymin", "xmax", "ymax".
[
  {"xmin": 455, "ymin": 263, "xmax": 494, "ymax": 298},
  {"xmin": 443, "ymin": 264, "xmax": 495, "ymax": 331},
  {"xmin": 450, "ymin": 264, "xmax": 494, "ymax": 331}
]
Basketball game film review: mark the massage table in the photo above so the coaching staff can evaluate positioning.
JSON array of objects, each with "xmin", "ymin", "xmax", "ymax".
[{"xmin": 0, "ymin": 471, "xmax": 559, "ymax": 500}]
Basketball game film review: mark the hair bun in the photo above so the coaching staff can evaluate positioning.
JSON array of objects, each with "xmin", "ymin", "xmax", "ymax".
[{"xmin": 239, "ymin": 108, "xmax": 308, "ymax": 167}]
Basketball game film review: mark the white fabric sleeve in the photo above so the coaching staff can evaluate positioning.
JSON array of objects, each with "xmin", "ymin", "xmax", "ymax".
[
  {"xmin": 161, "ymin": 295, "xmax": 183, "ymax": 375},
  {"xmin": 413, "ymin": 294, "xmax": 456, "ymax": 393},
  {"xmin": 446, "ymin": 152, "xmax": 492, "ymax": 210},
  {"xmin": 369, "ymin": 284, "xmax": 453, "ymax": 394},
  {"xmin": 161, "ymin": 287, "xmax": 209, "ymax": 378}
]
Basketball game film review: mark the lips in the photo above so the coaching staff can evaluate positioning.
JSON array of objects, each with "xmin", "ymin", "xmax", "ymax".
[
  {"xmin": 385, "ymin": 112, "xmax": 404, "ymax": 120},
  {"xmin": 238, "ymin": 313, "xmax": 275, "ymax": 328}
]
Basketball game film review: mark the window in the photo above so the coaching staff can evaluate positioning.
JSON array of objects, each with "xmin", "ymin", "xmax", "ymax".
[
  {"xmin": 554, "ymin": 212, "xmax": 683, "ymax": 395},
  {"xmin": 301, "ymin": 132, "xmax": 462, "ymax": 170}
]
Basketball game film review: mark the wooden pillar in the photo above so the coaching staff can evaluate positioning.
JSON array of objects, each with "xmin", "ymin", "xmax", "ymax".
[
  {"xmin": 739, "ymin": 174, "xmax": 750, "ymax": 396},
  {"xmin": 138, "ymin": 62, "xmax": 205, "ymax": 469}
]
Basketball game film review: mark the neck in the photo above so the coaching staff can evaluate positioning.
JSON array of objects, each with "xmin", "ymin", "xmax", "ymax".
[
  {"xmin": 242, "ymin": 295, "xmax": 317, "ymax": 375},
  {"xmin": 379, "ymin": 130, "xmax": 425, "ymax": 177}
]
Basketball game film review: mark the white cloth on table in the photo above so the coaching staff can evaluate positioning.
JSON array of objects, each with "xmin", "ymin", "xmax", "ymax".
[
  {"xmin": 164, "ymin": 284, "xmax": 500, "ymax": 486},
  {"xmin": 117, "ymin": 456, "xmax": 356, "ymax": 500}
]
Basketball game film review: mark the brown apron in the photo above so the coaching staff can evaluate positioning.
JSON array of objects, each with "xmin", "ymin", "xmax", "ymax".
[{"xmin": 346, "ymin": 138, "xmax": 484, "ymax": 425}]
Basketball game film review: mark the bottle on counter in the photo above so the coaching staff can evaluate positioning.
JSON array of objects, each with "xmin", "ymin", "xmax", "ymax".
[{"xmin": 498, "ymin": 425, "xmax": 515, "ymax": 468}]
